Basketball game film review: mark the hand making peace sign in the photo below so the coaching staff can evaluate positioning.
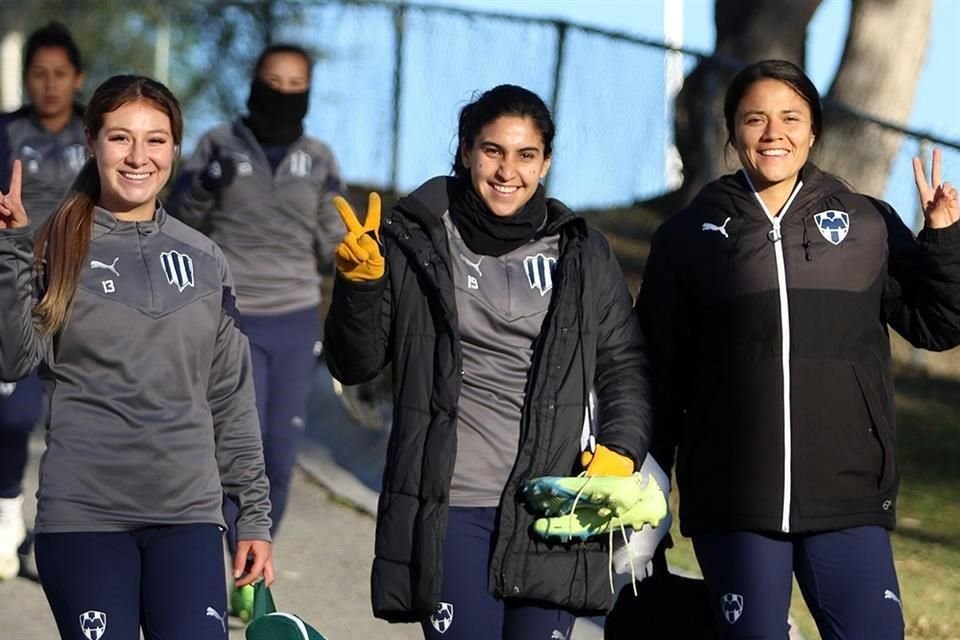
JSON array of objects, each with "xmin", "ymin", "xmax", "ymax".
[
  {"xmin": 913, "ymin": 148, "xmax": 960, "ymax": 230},
  {"xmin": 333, "ymin": 192, "xmax": 385, "ymax": 282},
  {"xmin": 0, "ymin": 160, "xmax": 28, "ymax": 230}
]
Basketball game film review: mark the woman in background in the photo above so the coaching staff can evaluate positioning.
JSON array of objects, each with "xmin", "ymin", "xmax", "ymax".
[
  {"xmin": 167, "ymin": 41, "xmax": 345, "ymax": 620},
  {"xmin": 0, "ymin": 20, "xmax": 87, "ymax": 582}
]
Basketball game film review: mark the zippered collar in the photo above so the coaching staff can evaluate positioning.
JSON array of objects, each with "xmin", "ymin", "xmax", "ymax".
[
  {"xmin": 689, "ymin": 163, "xmax": 849, "ymax": 223},
  {"xmin": 92, "ymin": 204, "xmax": 166, "ymax": 238}
]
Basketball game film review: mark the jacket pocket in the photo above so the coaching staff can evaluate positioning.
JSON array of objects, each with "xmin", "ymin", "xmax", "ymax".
[{"xmin": 851, "ymin": 363, "xmax": 896, "ymax": 491}]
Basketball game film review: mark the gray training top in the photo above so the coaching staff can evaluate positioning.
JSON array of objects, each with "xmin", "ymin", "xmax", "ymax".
[
  {"xmin": 0, "ymin": 206, "xmax": 271, "ymax": 539},
  {"xmin": 0, "ymin": 107, "xmax": 87, "ymax": 229},
  {"xmin": 444, "ymin": 212, "xmax": 560, "ymax": 507},
  {"xmin": 167, "ymin": 119, "xmax": 346, "ymax": 315}
]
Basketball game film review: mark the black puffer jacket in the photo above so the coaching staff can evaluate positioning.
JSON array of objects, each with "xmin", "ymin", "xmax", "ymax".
[
  {"xmin": 325, "ymin": 177, "xmax": 652, "ymax": 620},
  {"xmin": 638, "ymin": 164, "xmax": 960, "ymax": 536}
]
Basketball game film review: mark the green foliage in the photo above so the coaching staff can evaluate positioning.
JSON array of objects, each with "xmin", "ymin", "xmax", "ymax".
[{"xmin": 0, "ymin": 1, "xmax": 316, "ymax": 122}]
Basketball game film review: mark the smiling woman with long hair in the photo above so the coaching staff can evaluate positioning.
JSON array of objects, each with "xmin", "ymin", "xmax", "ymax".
[
  {"xmin": 635, "ymin": 59, "xmax": 960, "ymax": 639},
  {"xmin": 0, "ymin": 74, "xmax": 273, "ymax": 639},
  {"xmin": 324, "ymin": 84, "xmax": 659, "ymax": 640}
]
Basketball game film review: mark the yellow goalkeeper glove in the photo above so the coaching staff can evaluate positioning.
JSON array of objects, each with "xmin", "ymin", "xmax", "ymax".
[
  {"xmin": 333, "ymin": 193, "xmax": 385, "ymax": 282},
  {"xmin": 581, "ymin": 444, "xmax": 635, "ymax": 477}
]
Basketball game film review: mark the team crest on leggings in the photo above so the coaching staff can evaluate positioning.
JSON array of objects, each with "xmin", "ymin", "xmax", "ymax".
[
  {"xmin": 721, "ymin": 593, "xmax": 744, "ymax": 623},
  {"xmin": 430, "ymin": 601, "xmax": 454, "ymax": 634},
  {"xmin": 79, "ymin": 610, "xmax": 107, "ymax": 640}
]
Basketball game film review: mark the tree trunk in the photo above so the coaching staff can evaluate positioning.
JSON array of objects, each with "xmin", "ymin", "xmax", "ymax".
[
  {"xmin": 815, "ymin": 0, "xmax": 932, "ymax": 198},
  {"xmin": 651, "ymin": 0, "xmax": 931, "ymax": 215},
  {"xmin": 663, "ymin": 0, "xmax": 821, "ymax": 211}
]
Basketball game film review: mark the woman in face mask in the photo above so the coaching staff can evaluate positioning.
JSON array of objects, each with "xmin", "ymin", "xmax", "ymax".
[{"xmin": 167, "ymin": 43, "xmax": 346, "ymax": 621}]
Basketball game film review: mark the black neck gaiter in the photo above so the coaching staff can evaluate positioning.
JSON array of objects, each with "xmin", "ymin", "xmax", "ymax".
[
  {"xmin": 449, "ymin": 178, "xmax": 547, "ymax": 257},
  {"xmin": 244, "ymin": 79, "xmax": 308, "ymax": 145}
]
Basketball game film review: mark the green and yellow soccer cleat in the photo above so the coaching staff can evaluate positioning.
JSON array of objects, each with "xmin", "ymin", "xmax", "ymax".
[
  {"xmin": 231, "ymin": 583, "xmax": 255, "ymax": 623},
  {"xmin": 525, "ymin": 472, "xmax": 660, "ymax": 518},
  {"xmin": 526, "ymin": 472, "xmax": 668, "ymax": 542}
]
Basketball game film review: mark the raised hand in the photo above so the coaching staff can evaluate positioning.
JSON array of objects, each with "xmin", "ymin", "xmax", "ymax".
[
  {"xmin": 0, "ymin": 160, "xmax": 28, "ymax": 230},
  {"xmin": 333, "ymin": 192, "xmax": 385, "ymax": 282},
  {"xmin": 913, "ymin": 148, "xmax": 959, "ymax": 229},
  {"xmin": 200, "ymin": 150, "xmax": 237, "ymax": 193}
]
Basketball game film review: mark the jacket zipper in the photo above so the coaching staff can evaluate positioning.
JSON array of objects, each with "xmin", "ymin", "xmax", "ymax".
[{"xmin": 743, "ymin": 171, "xmax": 803, "ymax": 533}]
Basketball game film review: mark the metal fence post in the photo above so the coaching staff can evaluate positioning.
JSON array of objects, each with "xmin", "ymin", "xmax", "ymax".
[
  {"xmin": 545, "ymin": 20, "xmax": 567, "ymax": 194},
  {"xmin": 390, "ymin": 3, "xmax": 406, "ymax": 193}
]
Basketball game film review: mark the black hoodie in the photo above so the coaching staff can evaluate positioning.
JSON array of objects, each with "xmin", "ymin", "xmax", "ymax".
[{"xmin": 637, "ymin": 163, "xmax": 960, "ymax": 536}]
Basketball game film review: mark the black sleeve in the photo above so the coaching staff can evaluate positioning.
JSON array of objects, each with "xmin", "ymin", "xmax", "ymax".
[
  {"xmin": 323, "ymin": 268, "xmax": 393, "ymax": 385},
  {"xmin": 634, "ymin": 222, "xmax": 690, "ymax": 478},
  {"xmin": 590, "ymin": 232, "xmax": 654, "ymax": 467},
  {"xmin": 879, "ymin": 198, "xmax": 960, "ymax": 351}
]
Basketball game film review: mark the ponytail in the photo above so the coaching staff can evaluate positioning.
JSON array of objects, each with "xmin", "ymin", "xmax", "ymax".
[{"xmin": 32, "ymin": 157, "xmax": 99, "ymax": 334}]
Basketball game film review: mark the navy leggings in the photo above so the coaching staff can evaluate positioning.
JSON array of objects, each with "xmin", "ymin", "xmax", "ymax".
[
  {"xmin": 0, "ymin": 372, "xmax": 44, "ymax": 498},
  {"xmin": 225, "ymin": 307, "xmax": 319, "ymax": 552},
  {"xmin": 693, "ymin": 526, "xmax": 904, "ymax": 639},
  {"xmin": 35, "ymin": 524, "xmax": 228, "ymax": 639},
  {"xmin": 422, "ymin": 507, "xmax": 575, "ymax": 640}
]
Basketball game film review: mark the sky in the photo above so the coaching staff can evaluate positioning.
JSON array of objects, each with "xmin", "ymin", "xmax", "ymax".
[
  {"xmin": 394, "ymin": 0, "xmax": 960, "ymax": 224},
  {"xmin": 417, "ymin": 0, "xmax": 958, "ymax": 140}
]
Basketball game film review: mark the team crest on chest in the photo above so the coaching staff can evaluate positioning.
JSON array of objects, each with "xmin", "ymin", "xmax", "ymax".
[
  {"xmin": 160, "ymin": 250, "xmax": 195, "ymax": 292},
  {"xmin": 288, "ymin": 150, "xmax": 312, "ymax": 177},
  {"xmin": 524, "ymin": 253, "xmax": 557, "ymax": 296},
  {"xmin": 814, "ymin": 210, "xmax": 850, "ymax": 245},
  {"xmin": 20, "ymin": 145, "xmax": 42, "ymax": 174},
  {"xmin": 64, "ymin": 144, "xmax": 87, "ymax": 172}
]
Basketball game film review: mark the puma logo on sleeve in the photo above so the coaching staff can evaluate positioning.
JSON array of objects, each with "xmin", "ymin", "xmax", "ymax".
[{"xmin": 702, "ymin": 217, "xmax": 731, "ymax": 238}]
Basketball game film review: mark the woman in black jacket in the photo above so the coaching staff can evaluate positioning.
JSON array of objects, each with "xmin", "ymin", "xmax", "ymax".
[
  {"xmin": 637, "ymin": 59, "xmax": 960, "ymax": 639},
  {"xmin": 324, "ymin": 85, "xmax": 655, "ymax": 639}
]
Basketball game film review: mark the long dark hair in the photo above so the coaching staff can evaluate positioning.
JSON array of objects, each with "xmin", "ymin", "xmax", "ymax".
[
  {"xmin": 33, "ymin": 75, "xmax": 183, "ymax": 334},
  {"xmin": 723, "ymin": 59, "xmax": 822, "ymax": 146},
  {"xmin": 452, "ymin": 84, "xmax": 555, "ymax": 180}
]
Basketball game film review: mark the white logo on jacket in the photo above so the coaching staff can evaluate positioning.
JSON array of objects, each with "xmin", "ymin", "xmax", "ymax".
[
  {"xmin": 160, "ymin": 250, "xmax": 195, "ymax": 292},
  {"xmin": 20, "ymin": 145, "xmax": 42, "ymax": 174},
  {"xmin": 814, "ymin": 210, "xmax": 850, "ymax": 245},
  {"xmin": 430, "ymin": 602, "xmax": 454, "ymax": 634},
  {"xmin": 884, "ymin": 589, "xmax": 902, "ymax": 610},
  {"xmin": 79, "ymin": 610, "xmax": 107, "ymax": 640},
  {"xmin": 64, "ymin": 144, "xmax": 87, "ymax": 173},
  {"xmin": 90, "ymin": 257, "xmax": 120, "ymax": 277},
  {"xmin": 459, "ymin": 253, "xmax": 483, "ymax": 277},
  {"xmin": 523, "ymin": 253, "xmax": 557, "ymax": 296},
  {"xmin": 288, "ymin": 150, "xmax": 312, "ymax": 177},
  {"xmin": 701, "ymin": 217, "xmax": 731, "ymax": 238}
]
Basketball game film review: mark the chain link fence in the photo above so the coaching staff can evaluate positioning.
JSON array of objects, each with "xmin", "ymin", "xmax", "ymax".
[{"xmin": 4, "ymin": 0, "xmax": 957, "ymax": 219}]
